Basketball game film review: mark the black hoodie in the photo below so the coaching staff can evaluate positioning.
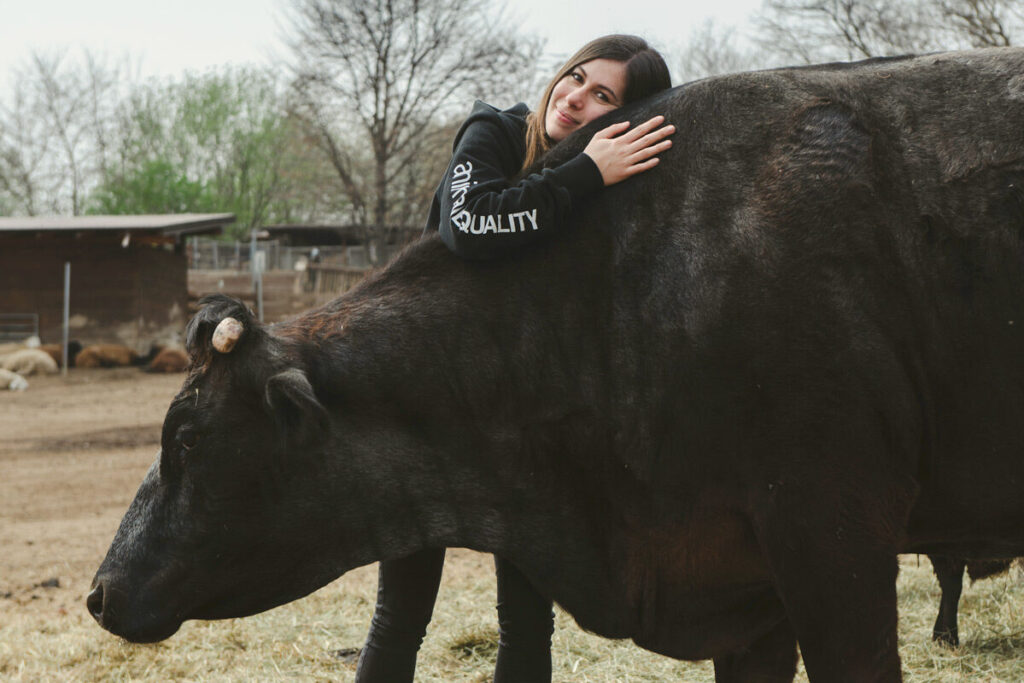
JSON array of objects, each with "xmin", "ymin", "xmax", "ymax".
[{"xmin": 424, "ymin": 100, "xmax": 604, "ymax": 260}]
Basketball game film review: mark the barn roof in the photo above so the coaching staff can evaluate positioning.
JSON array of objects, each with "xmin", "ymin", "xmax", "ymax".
[{"xmin": 0, "ymin": 213, "xmax": 235, "ymax": 236}]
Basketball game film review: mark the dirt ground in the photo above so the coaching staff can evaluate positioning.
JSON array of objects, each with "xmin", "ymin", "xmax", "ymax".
[{"xmin": 0, "ymin": 368, "xmax": 182, "ymax": 619}]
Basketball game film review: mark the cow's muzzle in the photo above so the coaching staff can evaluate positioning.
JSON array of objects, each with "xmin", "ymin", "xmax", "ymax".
[{"xmin": 86, "ymin": 574, "xmax": 182, "ymax": 643}]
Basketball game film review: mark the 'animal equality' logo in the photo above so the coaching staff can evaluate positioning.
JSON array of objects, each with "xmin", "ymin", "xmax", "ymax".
[{"xmin": 449, "ymin": 161, "xmax": 540, "ymax": 235}]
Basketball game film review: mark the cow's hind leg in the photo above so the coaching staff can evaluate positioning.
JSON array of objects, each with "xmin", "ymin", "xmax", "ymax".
[
  {"xmin": 713, "ymin": 618, "xmax": 798, "ymax": 683},
  {"xmin": 929, "ymin": 555, "xmax": 965, "ymax": 647}
]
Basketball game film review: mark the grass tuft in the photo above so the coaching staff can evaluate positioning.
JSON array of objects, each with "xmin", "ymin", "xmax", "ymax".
[{"xmin": 447, "ymin": 627, "xmax": 500, "ymax": 661}]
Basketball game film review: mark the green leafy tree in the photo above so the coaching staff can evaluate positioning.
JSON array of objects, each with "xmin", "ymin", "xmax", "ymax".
[
  {"xmin": 91, "ymin": 67, "xmax": 329, "ymax": 238},
  {"xmin": 88, "ymin": 160, "xmax": 214, "ymax": 214}
]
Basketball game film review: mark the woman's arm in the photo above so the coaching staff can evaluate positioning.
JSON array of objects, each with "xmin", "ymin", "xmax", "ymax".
[
  {"xmin": 437, "ymin": 112, "xmax": 674, "ymax": 260},
  {"xmin": 437, "ymin": 118, "xmax": 604, "ymax": 260}
]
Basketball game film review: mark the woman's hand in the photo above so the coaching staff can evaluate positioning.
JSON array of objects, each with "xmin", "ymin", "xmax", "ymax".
[{"xmin": 583, "ymin": 115, "xmax": 675, "ymax": 186}]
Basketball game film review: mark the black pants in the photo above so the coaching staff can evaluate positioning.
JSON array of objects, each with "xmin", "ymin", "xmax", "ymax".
[{"xmin": 354, "ymin": 548, "xmax": 554, "ymax": 682}]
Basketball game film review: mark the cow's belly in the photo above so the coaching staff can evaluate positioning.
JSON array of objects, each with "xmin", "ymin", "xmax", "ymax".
[
  {"xmin": 615, "ymin": 508, "xmax": 784, "ymax": 660},
  {"xmin": 907, "ymin": 452, "xmax": 1024, "ymax": 557},
  {"xmin": 631, "ymin": 579, "xmax": 786, "ymax": 660}
]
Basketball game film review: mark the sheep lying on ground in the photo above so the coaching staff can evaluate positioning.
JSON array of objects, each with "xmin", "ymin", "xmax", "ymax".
[
  {"xmin": 0, "ymin": 339, "xmax": 82, "ymax": 368},
  {"xmin": 0, "ymin": 368, "xmax": 28, "ymax": 391},
  {"xmin": 0, "ymin": 336, "xmax": 40, "ymax": 356},
  {"xmin": 0, "ymin": 342, "xmax": 26, "ymax": 356},
  {"xmin": 76, "ymin": 344, "xmax": 159, "ymax": 368},
  {"xmin": 39, "ymin": 341, "xmax": 83, "ymax": 367},
  {"xmin": 143, "ymin": 348, "xmax": 189, "ymax": 373},
  {"xmin": 0, "ymin": 349, "xmax": 58, "ymax": 376}
]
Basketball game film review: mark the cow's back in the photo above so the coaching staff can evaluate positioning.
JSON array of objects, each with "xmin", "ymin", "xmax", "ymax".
[{"xmin": 546, "ymin": 49, "xmax": 1024, "ymax": 552}]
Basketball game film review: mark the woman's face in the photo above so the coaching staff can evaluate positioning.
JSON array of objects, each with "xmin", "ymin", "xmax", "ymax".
[{"xmin": 544, "ymin": 58, "xmax": 627, "ymax": 142}]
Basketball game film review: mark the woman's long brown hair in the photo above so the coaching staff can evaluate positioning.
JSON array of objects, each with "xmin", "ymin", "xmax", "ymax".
[{"xmin": 521, "ymin": 34, "xmax": 672, "ymax": 172}]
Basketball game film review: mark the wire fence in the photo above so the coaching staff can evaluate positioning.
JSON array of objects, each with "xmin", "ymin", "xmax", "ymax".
[{"xmin": 187, "ymin": 237, "xmax": 406, "ymax": 272}]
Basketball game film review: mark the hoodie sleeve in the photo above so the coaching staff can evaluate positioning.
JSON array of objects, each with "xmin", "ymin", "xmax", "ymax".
[{"xmin": 436, "ymin": 105, "xmax": 604, "ymax": 260}]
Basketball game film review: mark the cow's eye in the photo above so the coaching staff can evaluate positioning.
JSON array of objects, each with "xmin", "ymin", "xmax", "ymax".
[{"xmin": 180, "ymin": 427, "xmax": 198, "ymax": 450}]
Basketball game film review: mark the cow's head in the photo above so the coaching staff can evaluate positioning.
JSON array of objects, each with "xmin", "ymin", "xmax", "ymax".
[{"xmin": 87, "ymin": 295, "xmax": 351, "ymax": 642}]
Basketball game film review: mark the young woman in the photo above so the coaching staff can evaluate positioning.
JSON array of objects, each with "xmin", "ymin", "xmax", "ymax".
[{"xmin": 356, "ymin": 34, "xmax": 674, "ymax": 683}]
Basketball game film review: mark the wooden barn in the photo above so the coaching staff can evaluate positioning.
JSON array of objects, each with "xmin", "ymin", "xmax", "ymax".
[{"xmin": 0, "ymin": 214, "xmax": 234, "ymax": 348}]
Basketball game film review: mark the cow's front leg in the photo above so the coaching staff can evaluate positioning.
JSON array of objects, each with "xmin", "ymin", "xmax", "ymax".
[
  {"xmin": 751, "ymin": 477, "xmax": 910, "ymax": 682},
  {"xmin": 712, "ymin": 617, "xmax": 798, "ymax": 683}
]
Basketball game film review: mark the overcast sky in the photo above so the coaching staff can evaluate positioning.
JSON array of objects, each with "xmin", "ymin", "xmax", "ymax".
[{"xmin": 0, "ymin": 0, "xmax": 764, "ymax": 90}]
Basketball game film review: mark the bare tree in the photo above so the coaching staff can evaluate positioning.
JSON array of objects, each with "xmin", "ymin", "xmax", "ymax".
[
  {"xmin": 0, "ymin": 49, "xmax": 129, "ymax": 215},
  {"xmin": 940, "ymin": 0, "xmax": 1022, "ymax": 46},
  {"xmin": 0, "ymin": 85, "xmax": 52, "ymax": 215},
  {"xmin": 674, "ymin": 19, "xmax": 774, "ymax": 83},
  {"xmin": 756, "ymin": 0, "xmax": 937, "ymax": 63},
  {"xmin": 283, "ymin": 0, "xmax": 543, "ymax": 263},
  {"xmin": 755, "ymin": 0, "xmax": 1021, "ymax": 64}
]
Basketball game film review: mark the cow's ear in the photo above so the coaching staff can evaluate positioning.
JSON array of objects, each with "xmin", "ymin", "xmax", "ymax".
[{"xmin": 264, "ymin": 369, "xmax": 329, "ymax": 446}]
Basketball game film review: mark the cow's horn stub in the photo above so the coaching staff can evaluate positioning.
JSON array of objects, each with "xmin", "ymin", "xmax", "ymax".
[{"xmin": 212, "ymin": 317, "xmax": 244, "ymax": 353}]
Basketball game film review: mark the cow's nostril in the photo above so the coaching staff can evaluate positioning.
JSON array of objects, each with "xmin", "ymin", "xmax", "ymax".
[{"xmin": 87, "ymin": 583, "xmax": 105, "ymax": 622}]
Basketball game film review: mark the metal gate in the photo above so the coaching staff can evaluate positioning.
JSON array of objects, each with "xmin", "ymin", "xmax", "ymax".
[{"xmin": 0, "ymin": 313, "xmax": 39, "ymax": 343}]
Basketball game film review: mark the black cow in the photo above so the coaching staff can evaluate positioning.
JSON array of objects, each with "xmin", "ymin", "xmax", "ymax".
[
  {"xmin": 89, "ymin": 48, "xmax": 1024, "ymax": 682},
  {"xmin": 929, "ymin": 555, "xmax": 1014, "ymax": 647}
]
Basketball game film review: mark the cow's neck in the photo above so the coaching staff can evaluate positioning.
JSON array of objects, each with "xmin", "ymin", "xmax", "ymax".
[{"xmin": 286, "ymin": 234, "xmax": 633, "ymax": 632}]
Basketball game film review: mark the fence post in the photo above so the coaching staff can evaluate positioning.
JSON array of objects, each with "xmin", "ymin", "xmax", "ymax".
[
  {"xmin": 62, "ymin": 262, "xmax": 70, "ymax": 377},
  {"xmin": 250, "ymin": 231, "xmax": 264, "ymax": 322}
]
